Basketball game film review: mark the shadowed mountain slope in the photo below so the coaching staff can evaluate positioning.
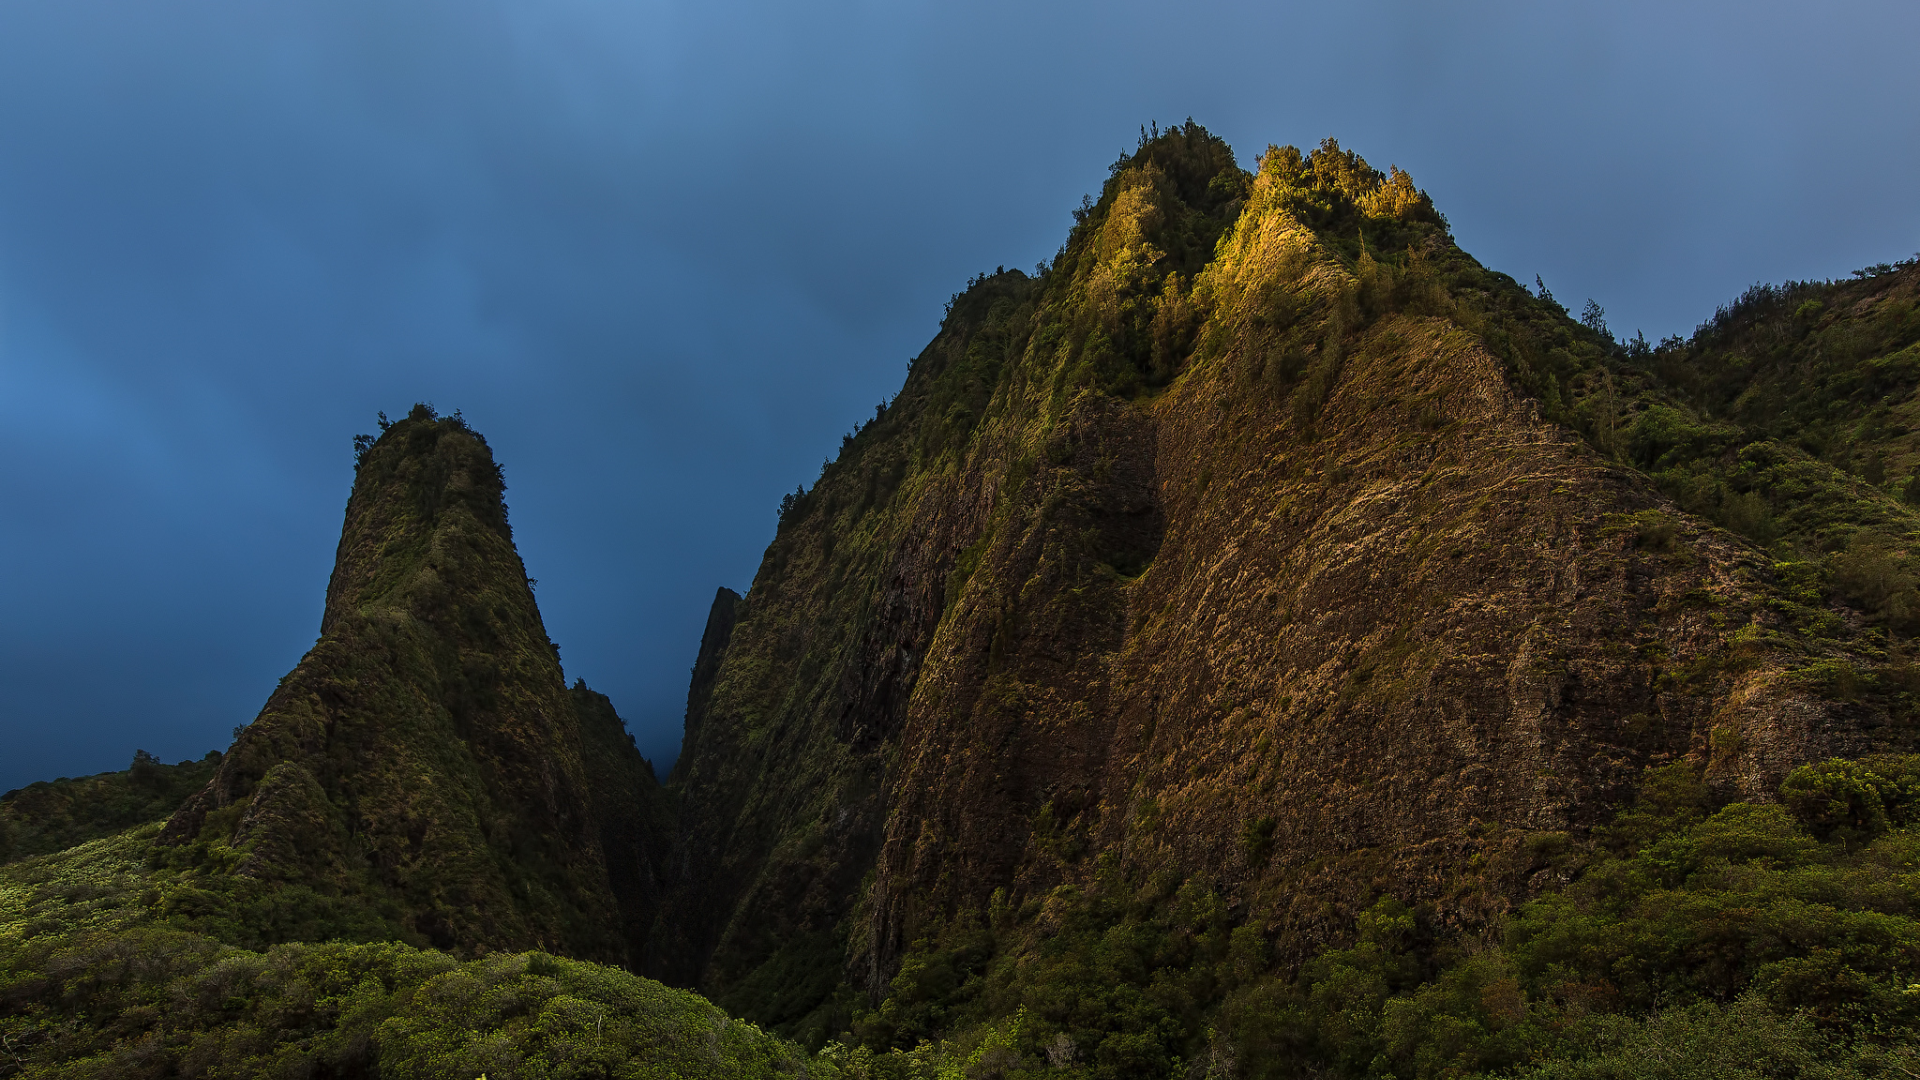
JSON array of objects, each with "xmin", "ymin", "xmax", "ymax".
[
  {"xmin": 651, "ymin": 125, "xmax": 1919, "ymax": 1045},
  {"xmin": 162, "ymin": 404, "xmax": 668, "ymax": 965}
]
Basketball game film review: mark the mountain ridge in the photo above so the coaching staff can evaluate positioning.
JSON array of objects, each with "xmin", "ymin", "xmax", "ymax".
[{"xmin": 648, "ymin": 125, "xmax": 1920, "ymax": 1047}]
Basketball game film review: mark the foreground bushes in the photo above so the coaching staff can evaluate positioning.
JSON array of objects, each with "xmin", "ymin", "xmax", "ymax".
[
  {"xmin": 0, "ymin": 933, "xmax": 812, "ymax": 1079},
  {"xmin": 4, "ymin": 757, "xmax": 1917, "ymax": 1078}
]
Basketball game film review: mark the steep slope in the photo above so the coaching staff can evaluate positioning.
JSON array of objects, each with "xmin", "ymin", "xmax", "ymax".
[
  {"xmin": 654, "ymin": 124, "xmax": 1916, "ymax": 1046},
  {"xmin": 575, "ymin": 680, "xmax": 676, "ymax": 959},
  {"xmin": 163, "ymin": 404, "xmax": 666, "ymax": 964}
]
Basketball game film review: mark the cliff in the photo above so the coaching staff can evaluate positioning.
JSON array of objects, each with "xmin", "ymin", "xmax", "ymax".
[{"xmin": 652, "ymin": 124, "xmax": 1920, "ymax": 1045}]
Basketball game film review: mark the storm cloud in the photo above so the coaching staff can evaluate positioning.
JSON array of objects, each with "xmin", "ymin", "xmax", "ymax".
[{"xmin": 2, "ymin": 0, "xmax": 1916, "ymax": 789}]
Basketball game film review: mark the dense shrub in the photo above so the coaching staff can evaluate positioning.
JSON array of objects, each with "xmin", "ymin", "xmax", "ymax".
[
  {"xmin": 828, "ymin": 759, "xmax": 1920, "ymax": 1080},
  {"xmin": 0, "ymin": 931, "xmax": 811, "ymax": 1078},
  {"xmin": 1, "ymin": 752, "xmax": 221, "ymax": 865}
]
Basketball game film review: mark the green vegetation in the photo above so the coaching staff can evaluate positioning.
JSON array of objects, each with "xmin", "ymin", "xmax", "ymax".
[
  {"xmin": 4, "ymin": 823, "xmax": 415, "ymax": 953},
  {"xmin": 162, "ymin": 405, "xmax": 651, "ymax": 964},
  {"xmin": 0, "ymin": 930, "xmax": 809, "ymax": 1078},
  {"xmin": 1621, "ymin": 273, "xmax": 1920, "ymax": 627},
  {"xmin": 1448, "ymin": 245, "xmax": 1920, "ymax": 638},
  {"xmin": 1, "ymin": 751, "xmax": 220, "ymax": 865},
  {"xmin": 7, "ymin": 758, "xmax": 1917, "ymax": 1077},
  {"xmin": 0, "ymin": 822, "xmax": 810, "ymax": 1078},
  {"xmin": 0, "ymin": 737, "xmax": 736, "ymax": 1080},
  {"xmin": 820, "ymin": 758, "xmax": 1920, "ymax": 1079}
]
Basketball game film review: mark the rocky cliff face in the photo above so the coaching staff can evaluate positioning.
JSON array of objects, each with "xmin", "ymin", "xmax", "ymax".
[
  {"xmin": 165, "ymin": 404, "xmax": 666, "ymax": 965},
  {"xmin": 652, "ymin": 126, "xmax": 1919, "ymax": 1039}
]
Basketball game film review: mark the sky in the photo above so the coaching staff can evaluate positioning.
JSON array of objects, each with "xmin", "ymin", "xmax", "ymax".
[{"xmin": 2, "ymin": 0, "xmax": 1916, "ymax": 792}]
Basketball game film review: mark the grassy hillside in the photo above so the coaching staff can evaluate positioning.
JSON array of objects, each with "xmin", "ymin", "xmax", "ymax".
[
  {"xmin": 1, "ymin": 752, "xmax": 220, "ymax": 865},
  {"xmin": 0, "ymin": 876, "xmax": 810, "ymax": 1078}
]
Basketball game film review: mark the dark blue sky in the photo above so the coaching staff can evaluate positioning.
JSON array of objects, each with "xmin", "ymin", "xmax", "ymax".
[{"xmin": 2, "ymin": 0, "xmax": 1916, "ymax": 791}]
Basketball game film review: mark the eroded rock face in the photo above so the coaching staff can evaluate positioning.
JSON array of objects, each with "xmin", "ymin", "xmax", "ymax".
[
  {"xmin": 654, "ymin": 127, "xmax": 1911, "ymax": 1030},
  {"xmin": 872, "ymin": 309, "xmax": 1815, "ymax": 974},
  {"xmin": 166, "ymin": 406, "xmax": 662, "ymax": 964}
]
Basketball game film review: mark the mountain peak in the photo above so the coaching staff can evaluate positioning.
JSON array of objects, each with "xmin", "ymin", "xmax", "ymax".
[
  {"xmin": 652, "ymin": 127, "xmax": 1915, "ymax": 1042},
  {"xmin": 164, "ymin": 407, "xmax": 663, "ymax": 962}
]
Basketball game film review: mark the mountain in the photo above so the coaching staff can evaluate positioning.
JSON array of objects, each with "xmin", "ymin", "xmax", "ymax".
[
  {"xmin": 0, "ymin": 407, "xmax": 789, "ymax": 1079},
  {"xmin": 160, "ymin": 404, "xmax": 667, "ymax": 965},
  {"xmin": 3, "ymin": 123, "xmax": 1919, "ymax": 1080},
  {"xmin": 650, "ymin": 123, "xmax": 1920, "ymax": 1054}
]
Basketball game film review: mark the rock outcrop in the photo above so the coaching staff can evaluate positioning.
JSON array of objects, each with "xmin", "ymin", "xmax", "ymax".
[{"xmin": 165, "ymin": 404, "xmax": 666, "ymax": 964}]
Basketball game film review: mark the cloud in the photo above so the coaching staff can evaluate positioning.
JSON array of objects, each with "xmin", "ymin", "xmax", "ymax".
[{"xmin": 1, "ymin": 0, "xmax": 1917, "ymax": 788}]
